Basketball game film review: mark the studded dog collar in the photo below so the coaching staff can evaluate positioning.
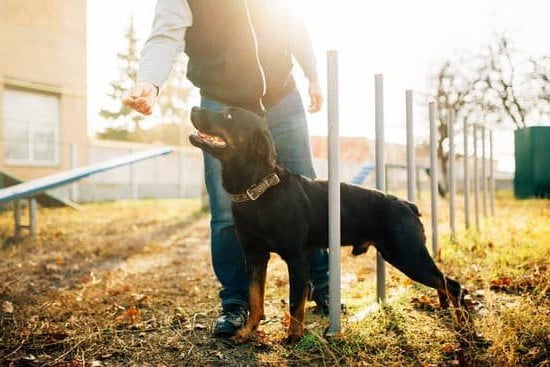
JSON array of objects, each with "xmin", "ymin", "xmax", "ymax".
[{"xmin": 231, "ymin": 172, "xmax": 281, "ymax": 202}]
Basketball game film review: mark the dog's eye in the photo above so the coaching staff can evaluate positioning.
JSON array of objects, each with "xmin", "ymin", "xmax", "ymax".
[{"xmin": 222, "ymin": 111, "xmax": 232, "ymax": 120}]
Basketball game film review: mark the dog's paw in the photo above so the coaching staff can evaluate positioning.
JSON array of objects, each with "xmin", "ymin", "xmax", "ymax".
[
  {"xmin": 233, "ymin": 327, "xmax": 254, "ymax": 344},
  {"xmin": 284, "ymin": 333, "xmax": 303, "ymax": 345}
]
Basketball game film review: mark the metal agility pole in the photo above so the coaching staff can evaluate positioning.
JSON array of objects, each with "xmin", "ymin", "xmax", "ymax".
[
  {"xmin": 463, "ymin": 120, "xmax": 470, "ymax": 229},
  {"xmin": 375, "ymin": 74, "xmax": 386, "ymax": 302},
  {"xmin": 489, "ymin": 130, "xmax": 495, "ymax": 216},
  {"xmin": 481, "ymin": 125, "xmax": 487, "ymax": 218},
  {"xmin": 429, "ymin": 103, "xmax": 439, "ymax": 257},
  {"xmin": 448, "ymin": 110, "xmax": 456, "ymax": 241},
  {"xmin": 473, "ymin": 125, "xmax": 480, "ymax": 231},
  {"xmin": 406, "ymin": 90, "xmax": 415, "ymax": 203},
  {"xmin": 326, "ymin": 50, "xmax": 341, "ymax": 336}
]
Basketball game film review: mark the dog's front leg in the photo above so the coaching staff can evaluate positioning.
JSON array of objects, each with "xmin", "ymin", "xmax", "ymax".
[
  {"xmin": 286, "ymin": 256, "xmax": 311, "ymax": 343},
  {"xmin": 235, "ymin": 252, "xmax": 269, "ymax": 342}
]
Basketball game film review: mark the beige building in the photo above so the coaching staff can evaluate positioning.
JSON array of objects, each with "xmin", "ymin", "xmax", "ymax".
[{"xmin": 0, "ymin": 0, "xmax": 87, "ymax": 181}]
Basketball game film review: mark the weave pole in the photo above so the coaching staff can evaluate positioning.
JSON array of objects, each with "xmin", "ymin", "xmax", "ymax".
[
  {"xmin": 489, "ymin": 130, "xmax": 495, "ymax": 216},
  {"xmin": 473, "ymin": 125, "xmax": 480, "ymax": 231},
  {"xmin": 448, "ymin": 111, "xmax": 456, "ymax": 241},
  {"xmin": 463, "ymin": 120, "xmax": 470, "ymax": 229},
  {"xmin": 429, "ymin": 103, "xmax": 439, "ymax": 256},
  {"xmin": 326, "ymin": 50, "xmax": 341, "ymax": 336},
  {"xmin": 481, "ymin": 125, "xmax": 487, "ymax": 218},
  {"xmin": 406, "ymin": 90, "xmax": 415, "ymax": 203},
  {"xmin": 375, "ymin": 74, "xmax": 386, "ymax": 302}
]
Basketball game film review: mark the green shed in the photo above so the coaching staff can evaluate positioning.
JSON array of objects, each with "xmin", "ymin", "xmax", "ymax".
[{"xmin": 514, "ymin": 126, "xmax": 550, "ymax": 198}]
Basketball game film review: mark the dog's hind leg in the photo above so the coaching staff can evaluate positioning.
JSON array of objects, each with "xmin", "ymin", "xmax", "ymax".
[{"xmin": 377, "ymin": 228, "xmax": 467, "ymax": 311}]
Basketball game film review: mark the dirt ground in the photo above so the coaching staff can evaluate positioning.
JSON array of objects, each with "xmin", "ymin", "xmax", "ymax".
[{"xmin": 0, "ymin": 196, "xmax": 549, "ymax": 366}]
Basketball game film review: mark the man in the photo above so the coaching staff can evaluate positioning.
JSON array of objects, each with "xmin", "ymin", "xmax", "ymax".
[{"xmin": 123, "ymin": 0, "xmax": 329, "ymax": 337}]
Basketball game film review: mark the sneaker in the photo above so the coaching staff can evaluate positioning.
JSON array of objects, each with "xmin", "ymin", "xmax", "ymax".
[
  {"xmin": 213, "ymin": 303, "xmax": 248, "ymax": 337},
  {"xmin": 311, "ymin": 285, "xmax": 346, "ymax": 315},
  {"xmin": 311, "ymin": 285, "xmax": 330, "ymax": 315}
]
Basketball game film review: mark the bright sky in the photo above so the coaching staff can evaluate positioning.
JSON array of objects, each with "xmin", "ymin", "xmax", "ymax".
[{"xmin": 87, "ymin": 0, "xmax": 550, "ymax": 172}]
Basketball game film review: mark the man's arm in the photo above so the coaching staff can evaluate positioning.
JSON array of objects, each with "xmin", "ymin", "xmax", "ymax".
[
  {"xmin": 287, "ymin": 8, "xmax": 322, "ymax": 113},
  {"xmin": 123, "ymin": 0, "xmax": 192, "ymax": 115}
]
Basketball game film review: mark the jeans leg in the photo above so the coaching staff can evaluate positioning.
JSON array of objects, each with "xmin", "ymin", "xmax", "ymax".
[
  {"xmin": 266, "ymin": 90, "xmax": 329, "ymax": 292},
  {"xmin": 201, "ymin": 98, "xmax": 248, "ymax": 308}
]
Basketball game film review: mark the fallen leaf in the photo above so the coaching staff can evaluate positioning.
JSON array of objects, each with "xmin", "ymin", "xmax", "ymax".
[
  {"xmin": 490, "ymin": 275, "xmax": 536, "ymax": 294},
  {"xmin": 108, "ymin": 285, "xmax": 131, "ymax": 296},
  {"xmin": 489, "ymin": 276, "xmax": 512, "ymax": 291},
  {"xmin": 411, "ymin": 295, "xmax": 439, "ymax": 311},
  {"xmin": 2, "ymin": 301, "xmax": 14, "ymax": 313},
  {"xmin": 55, "ymin": 257, "xmax": 64, "ymax": 266},
  {"xmin": 123, "ymin": 306, "xmax": 140, "ymax": 324},
  {"xmin": 441, "ymin": 343, "xmax": 457, "ymax": 354}
]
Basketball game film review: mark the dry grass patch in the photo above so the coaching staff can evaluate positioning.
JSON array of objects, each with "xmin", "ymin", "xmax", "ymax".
[{"xmin": 0, "ymin": 195, "xmax": 549, "ymax": 366}]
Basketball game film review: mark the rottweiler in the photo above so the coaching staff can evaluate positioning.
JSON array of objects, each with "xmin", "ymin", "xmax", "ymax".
[{"xmin": 189, "ymin": 106, "xmax": 467, "ymax": 342}]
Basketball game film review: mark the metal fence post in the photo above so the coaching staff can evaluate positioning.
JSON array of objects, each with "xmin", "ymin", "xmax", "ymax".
[
  {"xmin": 326, "ymin": 50, "xmax": 341, "ymax": 336},
  {"xmin": 463, "ymin": 120, "xmax": 470, "ymax": 229},
  {"xmin": 429, "ymin": 103, "xmax": 438, "ymax": 256},
  {"xmin": 481, "ymin": 125, "xmax": 487, "ymax": 218},
  {"xmin": 473, "ymin": 125, "xmax": 480, "ymax": 231},
  {"xmin": 448, "ymin": 111, "xmax": 456, "ymax": 241},
  {"xmin": 406, "ymin": 90, "xmax": 415, "ymax": 203},
  {"xmin": 489, "ymin": 130, "xmax": 495, "ymax": 216},
  {"xmin": 375, "ymin": 74, "xmax": 386, "ymax": 302}
]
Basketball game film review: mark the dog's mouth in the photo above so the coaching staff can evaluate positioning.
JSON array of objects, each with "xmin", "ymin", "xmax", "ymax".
[{"xmin": 191, "ymin": 130, "xmax": 227, "ymax": 149}]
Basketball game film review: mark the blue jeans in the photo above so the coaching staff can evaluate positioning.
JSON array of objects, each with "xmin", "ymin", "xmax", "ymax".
[{"xmin": 202, "ymin": 90, "xmax": 329, "ymax": 308}]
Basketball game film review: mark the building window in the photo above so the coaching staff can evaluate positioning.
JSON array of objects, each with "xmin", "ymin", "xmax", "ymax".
[{"xmin": 3, "ymin": 88, "xmax": 60, "ymax": 166}]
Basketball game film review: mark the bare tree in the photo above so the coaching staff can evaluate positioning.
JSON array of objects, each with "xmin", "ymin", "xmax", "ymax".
[
  {"xmin": 529, "ymin": 56, "xmax": 550, "ymax": 118},
  {"xmin": 431, "ymin": 34, "xmax": 550, "ymax": 196}
]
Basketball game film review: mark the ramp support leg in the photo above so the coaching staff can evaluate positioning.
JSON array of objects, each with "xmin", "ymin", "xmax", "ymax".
[
  {"xmin": 14, "ymin": 199, "xmax": 22, "ymax": 240},
  {"xmin": 12, "ymin": 198, "xmax": 37, "ymax": 240},
  {"xmin": 29, "ymin": 198, "xmax": 37, "ymax": 237}
]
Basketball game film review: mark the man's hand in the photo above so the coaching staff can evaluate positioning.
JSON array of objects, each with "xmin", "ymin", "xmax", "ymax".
[
  {"xmin": 308, "ymin": 78, "xmax": 323, "ymax": 113},
  {"xmin": 122, "ymin": 82, "xmax": 159, "ymax": 115}
]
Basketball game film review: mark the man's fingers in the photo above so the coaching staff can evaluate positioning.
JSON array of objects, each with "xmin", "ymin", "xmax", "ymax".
[
  {"xmin": 123, "ymin": 83, "xmax": 157, "ymax": 115},
  {"xmin": 309, "ymin": 94, "xmax": 322, "ymax": 113},
  {"xmin": 130, "ymin": 84, "xmax": 144, "ymax": 98},
  {"xmin": 315, "ymin": 94, "xmax": 323, "ymax": 112}
]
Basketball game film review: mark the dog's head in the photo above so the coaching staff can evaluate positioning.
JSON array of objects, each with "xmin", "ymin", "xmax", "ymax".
[{"xmin": 189, "ymin": 106, "xmax": 277, "ymax": 191}]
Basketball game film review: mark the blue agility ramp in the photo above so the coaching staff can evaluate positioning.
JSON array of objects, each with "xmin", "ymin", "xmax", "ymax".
[
  {"xmin": 350, "ymin": 163, "xmax": 375, "ymax": 185},
  {"xmin": 0, "ymin": 147, "xmax": 173, "ymax": 203},
  {"xmin": 0, "ymin": 146, "xmax": 173, "ymax": 240}
]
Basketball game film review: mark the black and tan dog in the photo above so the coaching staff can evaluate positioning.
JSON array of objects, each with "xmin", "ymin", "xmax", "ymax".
[{"xmin": 189, "ymin": 106, "xmax": 467, "ymax": 342}]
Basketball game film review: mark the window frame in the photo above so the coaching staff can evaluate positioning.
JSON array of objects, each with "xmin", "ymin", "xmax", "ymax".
[{"xmin": 3, "ymin": 86, "xmax": 61, "ymax": 167}]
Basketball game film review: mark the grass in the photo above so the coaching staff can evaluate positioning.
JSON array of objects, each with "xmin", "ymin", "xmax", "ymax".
[{"xmin": 0, "ymin": 194, "xmax": 549, "ymax": 366}]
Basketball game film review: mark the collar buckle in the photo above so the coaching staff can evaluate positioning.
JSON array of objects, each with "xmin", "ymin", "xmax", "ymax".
[
  {"xmin": 233, "ymin": 172, "xmax": 281, "ymax": 202},
  {"xmin": 246, "ymin": 185, "xmax": 261, "ymax": 201}
]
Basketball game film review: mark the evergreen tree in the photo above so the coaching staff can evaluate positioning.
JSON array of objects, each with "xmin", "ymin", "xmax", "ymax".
[
  {"xmin": 156, "ymin": 52, "xmax": 195, "ymax": 145},
  {"xmin": 98, "ymin": 17, "xmax": 196, "ymax": 144},
  {"xmin": 99, "ymin": 17, "xmax": 144, "ymax": 136}
]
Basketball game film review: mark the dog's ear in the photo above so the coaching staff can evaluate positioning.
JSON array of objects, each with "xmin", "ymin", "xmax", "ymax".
[{"xmin": 252, "ymin": 130, "xmax": 277, "ymax": 168}]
